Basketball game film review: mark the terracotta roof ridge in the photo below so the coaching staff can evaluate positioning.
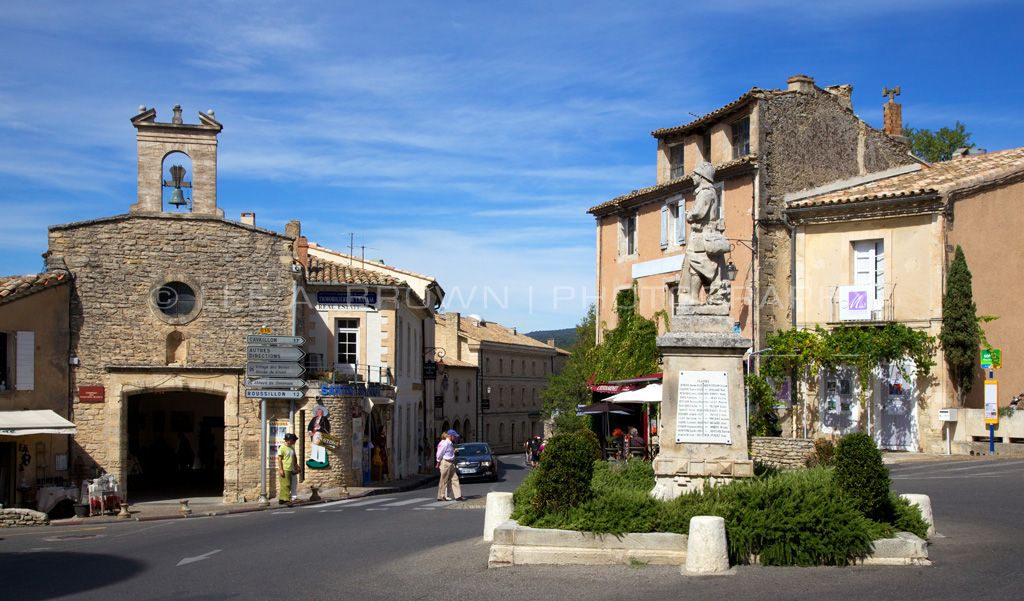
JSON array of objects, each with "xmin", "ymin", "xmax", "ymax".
[{"xmin": 307, "ymin": 244, "xmax": 436, "ymax": 282}]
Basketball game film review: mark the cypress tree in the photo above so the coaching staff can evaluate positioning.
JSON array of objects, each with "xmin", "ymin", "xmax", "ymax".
[{"xmin": 939, "ymin": 246, "xmax": 980, "ymax": 406}]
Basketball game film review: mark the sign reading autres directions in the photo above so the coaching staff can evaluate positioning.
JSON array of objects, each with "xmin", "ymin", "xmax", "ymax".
[{"xmin": 246, "ymin": 346, "xmax": 306, "ymax": 362}]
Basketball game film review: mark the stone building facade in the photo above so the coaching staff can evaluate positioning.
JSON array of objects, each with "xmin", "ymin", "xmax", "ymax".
[{"xmin": 588, "ymin": 75, "xmax": 919, "ymax": 349}]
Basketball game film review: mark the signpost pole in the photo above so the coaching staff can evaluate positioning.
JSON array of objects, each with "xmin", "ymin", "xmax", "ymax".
[{"xmin": 258, "ymin": 399, "xmax": 269, "ymax": 506}]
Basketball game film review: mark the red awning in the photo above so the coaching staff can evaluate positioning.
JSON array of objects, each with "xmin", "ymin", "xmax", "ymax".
[{"xmin": 587, "ymin": 373, "xmax": 662, "ymax": 394}]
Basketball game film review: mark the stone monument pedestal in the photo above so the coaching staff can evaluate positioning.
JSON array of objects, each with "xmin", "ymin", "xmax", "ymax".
[{"xmin": 652, "ymin": 312, "xmax": 753, "ymax": 500}]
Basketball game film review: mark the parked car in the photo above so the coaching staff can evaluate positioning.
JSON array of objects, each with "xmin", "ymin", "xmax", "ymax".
[{"xmin": 454, "ymin": 442, "xmax": 499, "ymax": 481}]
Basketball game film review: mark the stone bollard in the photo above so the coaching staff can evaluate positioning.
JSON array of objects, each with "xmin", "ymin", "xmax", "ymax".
[
  {"xmin": 901, "ymin": 494, "xmax": 935, "ymax": 537},
  {"xmin": 309, "ymin": 486, "xmax": 321, "ymax": 502},
  {"xmin": 684, "ymin": 516, "xmax": 730, "ymax": 574},
  {"xmin": 179, "ymin": 500, "xmax": 192, "ymax": 516},
  {"xmin": 483, "ymin": 492, "xmax": 514, "ymax": 542}
]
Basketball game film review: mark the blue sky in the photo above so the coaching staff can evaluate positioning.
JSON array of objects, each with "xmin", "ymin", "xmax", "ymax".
[{"xmin": 2, "ymin": 0, "xmax": 1022, "ymax": 332}]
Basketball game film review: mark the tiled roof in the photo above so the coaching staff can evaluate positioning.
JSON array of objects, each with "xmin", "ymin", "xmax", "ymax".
[
  {"xmin": 587, "ymin": 155, "xmax": 757, "ymax": 215},
  {"xmin": 436, "ymin": 313, "xmax": 563, "ymax": 352},
  {"xmin": 787, "ymin": 147, "xmax": 1024, "ymax": 209},
  {"xmin": 651, "ymin": 88, "xmax": 764, "ymax": 139},
  {"xmin": 439, "ymin": 357, "xmax": 477, "ymax": 369},
  {"xmin": 306, "ymin": 243, "xmax": 438, "ymax": 284},
  {"xmin": 0, "ymin": 272, "xmax": 71, "ymax": 306},
  {"xmin": 305, "ymin": 256, "xmax": 406, "ymax": 287}
]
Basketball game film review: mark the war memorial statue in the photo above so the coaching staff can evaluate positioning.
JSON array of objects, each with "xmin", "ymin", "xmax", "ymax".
[{"xmin": 652, "ymin": 162, "xmax": 753, "ymax": 500}]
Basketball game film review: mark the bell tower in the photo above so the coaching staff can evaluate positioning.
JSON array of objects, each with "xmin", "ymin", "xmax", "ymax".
[{"xmin": 129, "ymin": 104, "xmax": 224, "ymax": 216}]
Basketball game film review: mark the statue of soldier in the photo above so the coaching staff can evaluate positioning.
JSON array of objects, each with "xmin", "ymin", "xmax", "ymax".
[{"xmin": 680, "ymin": 162, "xmax": 731, "ymax": 306}]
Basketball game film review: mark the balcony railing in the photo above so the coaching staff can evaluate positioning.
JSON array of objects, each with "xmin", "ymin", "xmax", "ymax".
[
  {"xmin": 828, "ymin": 283, "xmax": 896, "ymax": 323},
  {"xmin": 303, "ymin": 355, "xmax": 393, "ymax": 387}
]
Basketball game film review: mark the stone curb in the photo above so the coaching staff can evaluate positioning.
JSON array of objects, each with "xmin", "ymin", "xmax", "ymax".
[{"xmin": 47, "ymin": 473, "xmax": 439, "ymax": 527}]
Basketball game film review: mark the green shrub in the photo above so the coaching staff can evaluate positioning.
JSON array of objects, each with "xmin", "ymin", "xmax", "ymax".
[
  {"xmin": 669, "ymin": 468, "xmax": 874, "ymax": 566},
  {"xmin": 573, "ymin": 428, "xmax": 603, "ymax": 462},
  {"xmin": 805, "ymin": 438, "xmax": 837, "ymax": 468},
  {"xmin": 532, "ymin": 433, "xmax": 596, "ymax": 513},
  {"xmin": 591, "ymin": 457, "xmax": 655, "ymax": 494},
  {"xmin": 833, "ymin": 433, "xmax": 891, "ymax": 519},
  {"xmin": 553, "ymin": 412, "xmax": 587, "ymax": 434}
]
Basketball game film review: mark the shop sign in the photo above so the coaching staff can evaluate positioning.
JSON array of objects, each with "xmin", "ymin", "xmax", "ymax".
[
  {"xmin": 79, "ymin": 386, "xmax": 104, "ymax": 402},
  {"xmin": 317, "ymin": 432, "xmax": 340, "ymax": 450},
  {"xmin": 320, "ymin": 384, "xmax": 385, "ymax": 397},
  {"xmin": 434, "ymin": 395, "xmax": 444, "ymax": 409},
  {"xmin": 317, "ymin": 291, "xmax": 377, "ymax": 310},
  {"xmin": 424, "ymin": 361, "xmax": 437, "ymax": 380}
]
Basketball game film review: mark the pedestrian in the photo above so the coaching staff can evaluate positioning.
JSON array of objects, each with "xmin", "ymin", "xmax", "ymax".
[
  {"xmin": 528, "ymin": 436, "xmax": 541, "ymax": 467},
  {"xmin": 435, "ymin": 430, "xmax": 463, "ymax": 502},
  {"xmin": 277, "ymin": 433, "xmax": 298, "ymax": 506}
]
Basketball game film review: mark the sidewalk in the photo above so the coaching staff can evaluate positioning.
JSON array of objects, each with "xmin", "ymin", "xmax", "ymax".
[{"xmin": 49, "ymin": 471, "xmax": 439, "ymax": 526}]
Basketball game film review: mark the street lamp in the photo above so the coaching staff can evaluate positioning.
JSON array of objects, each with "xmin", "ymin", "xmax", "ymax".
[{"xmin": 724, "ymin": 260, "xmax": 738, "ymax": 282}]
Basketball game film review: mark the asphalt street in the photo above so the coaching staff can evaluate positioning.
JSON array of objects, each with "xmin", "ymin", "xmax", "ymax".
[{"xmin": 2, "ymin": 455, "xmax": 1024, "ymax": 601}]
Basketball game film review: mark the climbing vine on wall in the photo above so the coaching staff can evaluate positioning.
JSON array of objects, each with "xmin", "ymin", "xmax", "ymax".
[{"xmin": 748, "ymin": 323, "xmax": 937, "ymax": 435}]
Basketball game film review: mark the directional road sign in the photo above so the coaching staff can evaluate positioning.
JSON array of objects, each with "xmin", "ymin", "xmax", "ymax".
[
  {"xmin": 246, "ymin": 346, "xmax": 306, "ymax": 362},
  {"xmin": 245, "ymin": 378, "xmax": 307, "ymax": 389},
  {"xmin": 245, "ymin": 389, "xmax": 305, "ymax": 399},
  {"xmin": 246, "ymin": 362, "xmax": 306, "ymax": 378},
  {"xmin": 246, "ymin": 335, "xmax": 306, "ymax": 346}
]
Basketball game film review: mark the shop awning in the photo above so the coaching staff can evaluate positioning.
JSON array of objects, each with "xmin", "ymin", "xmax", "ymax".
[
  {"xmin": 605, "ymin": 383, "xmax": 663, "ymax": 404},
  {"xmin": 587, "ymin": 373, "xmax": 663, "ymax": 394},
  {"xmin": 0, "ymin": 410, "xmax": 77, "ymax": 436}
]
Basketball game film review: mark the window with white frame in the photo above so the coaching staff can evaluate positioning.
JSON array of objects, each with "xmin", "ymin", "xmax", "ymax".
[
  {"xmin": 731, "ymin": 117, "xmax": 750, "ymax": 159},
  {"xmin": 666, "ymin": 282, "xmax": 680, "ymax": 317},
  {"xmin": 853, "ymin": 239, "xmax": 885, "ymax": 319},
  {"xmin": 620, "ymin": 213, "xmax": 638, "ymax": 256},
  {"xmin": 669, "ymin": 144, "xmax": 685, "ymax": 179},
  {"xmin": 336, "ymin": 318, "xmax": 359, "ymax": 371},
  {"xmin": 0, "ymin": 331, "xmax": 34, "ymax": 391},
  {"xmin": 662, "ymin": 200, "xmax": 685, "ymax": 250}
]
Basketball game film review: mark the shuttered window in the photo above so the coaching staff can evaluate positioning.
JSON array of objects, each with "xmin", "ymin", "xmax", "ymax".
[{"xmin": 16, "ymin": 331, "xmax": 34, "ymax": 391}]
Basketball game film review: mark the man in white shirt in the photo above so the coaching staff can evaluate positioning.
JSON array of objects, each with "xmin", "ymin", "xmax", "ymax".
[{"xmin": 435, "ymin": 430, "xmax": 463, "ymax": 501}]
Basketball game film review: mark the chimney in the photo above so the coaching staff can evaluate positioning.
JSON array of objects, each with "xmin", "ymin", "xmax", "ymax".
[
  {"xmin": 240, "ymin": 212, "xmax": 255, "ymax": 226},
  {"xmin": 285, "ymin": 219, "xmax": 301, "ymax": 238},
  {"xmin": 787, "ymin": 75, "xmax": 815, "ymax": 93},
  {"xmin": 824, "ymin": 84, "xmax": 853, "ymax": 111},
  {"xmin": 883, "ymin": 86, "xmax": 902, "ymax": 137},
  {"xmin": 547, "ymin": 338, "xmax": 556, "ymax": 347}
]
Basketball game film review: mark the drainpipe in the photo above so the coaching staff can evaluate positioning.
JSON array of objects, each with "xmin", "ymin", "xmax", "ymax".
[{"xmin": 781, "ymin": 211, "xmax": 798, "ymax": 438}]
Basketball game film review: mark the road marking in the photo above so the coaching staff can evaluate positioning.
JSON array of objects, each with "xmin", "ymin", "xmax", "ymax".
[
  {"xmin": 381, "ymin": 498, "xmax": 431, "ymax": 507},
  {"xmin": 412, "ymin": 507, "xmax": 436, "ymax": 511},
  {"xmin": 319, "ymin": 509, "xmax": 344, "ymax": 513},
  {"xmin": 366, "ymin": 508, "xmax": 389, "ymax": 511},
  {"xmin": 332, "ymin": 498, "xmax": 389, "ymax": 508},
  {"xmin": 893, "ymin": 474, "xmax": 1001, "ymax": 480},
  {"xmin": 177, "ymin": 549, "xmax": 222, "ymax": 566},
  {"xmin": 114, "ymin": 522, "xmax": 175, "ymax": 538},
  {"xmin": 19, "ymin": 547, "xmax": 53, "ymax": 554},
  {"xmin": 1, "ymin": 526, "xmax": 106, "ymax": 537},
  {"xmin": 272, "ymin": 511, "xmax": 295, "ymax": 514}
]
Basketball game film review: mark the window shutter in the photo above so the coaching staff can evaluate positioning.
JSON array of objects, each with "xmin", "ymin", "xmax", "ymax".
[
  {"xmin": 674, "ymin": 202, "xmax": 685, "ymax": 245},
  {"xmin": 16, "ymin": 331, "xmax": 34, "ymax": 391},
  {"xmin": 660, "ymin": 205, "xmax": 669, "ymax": 249}
]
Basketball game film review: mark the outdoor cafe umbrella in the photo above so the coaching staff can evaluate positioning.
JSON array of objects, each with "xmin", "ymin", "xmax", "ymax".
[
  {"xmin": 577, "ymin": 401, "xmax": 631, "ymax": 443},
  {"xmin": 604, "ymin": 383, "xmax": 662, "ymax": 404}
]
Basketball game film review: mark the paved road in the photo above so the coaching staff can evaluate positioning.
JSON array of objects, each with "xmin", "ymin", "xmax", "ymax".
[{"xmin": 2, "ymin": 456, "xmax": 1023, "ymax": 601}]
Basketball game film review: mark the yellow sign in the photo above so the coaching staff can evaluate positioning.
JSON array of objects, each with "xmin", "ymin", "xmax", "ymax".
[
  {"xmin": 984, "ymin": 379, "xmax": 999, "ymax": 425},
  {"xmin": 259, "ymin": 327, "xmax": 272, "ymax": 334},
  {"xmin": 317, "ymin": 432, "xmax": 340, "ymax": 450}
]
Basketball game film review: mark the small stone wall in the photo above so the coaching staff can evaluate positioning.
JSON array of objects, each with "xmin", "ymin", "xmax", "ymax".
[
  {"xmin": 0, "ymin": 508, "xmax": 50, "ymax": 528},
  {"xmin": 750, "ymin": 436, "xmax": 816, "ymax": 469}
]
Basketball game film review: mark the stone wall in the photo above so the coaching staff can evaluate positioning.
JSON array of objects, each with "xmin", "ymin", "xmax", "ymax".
[
  {"xmin": 46, "ymin": 213, "xmax": 297, "ymax": 501},
  {"xmin": 0, "ymin": 508, "xmax": 49, "ymax": 528},
  {"xmin": 750, "ymin": 436, "xmax": 815, "ymax": 469},
  {"xmin": 755, "ymin": 87, "xmax": 918, "ymax": 346}
]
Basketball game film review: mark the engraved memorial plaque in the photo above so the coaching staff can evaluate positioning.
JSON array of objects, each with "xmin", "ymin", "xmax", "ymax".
[{"xmin": 675, "ymin": 370, "xmax": 731, "ymax": 444}]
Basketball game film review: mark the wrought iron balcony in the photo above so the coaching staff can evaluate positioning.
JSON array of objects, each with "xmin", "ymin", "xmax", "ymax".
[{"xmin": 827, "ymin": 283, "xmax": 895, "ymax": 323}]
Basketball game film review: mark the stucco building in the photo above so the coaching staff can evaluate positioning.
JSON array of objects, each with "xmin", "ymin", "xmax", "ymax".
[
  {"xmin": 0, "ymin": 273, "xmax": 76, "ymax": 510},
  {"xmin": 588, "ymin": 75, "xmax": 919, "ymax": 347},
  {"xmin": 785, "ymin": 146, "xmax": 1024, "ymax": 453},
  {"xmin": 435, "ymin": 313, "xmax": 565, "ymax": 453}
]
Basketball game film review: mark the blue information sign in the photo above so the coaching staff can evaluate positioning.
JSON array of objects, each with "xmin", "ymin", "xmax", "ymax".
[{"xmin": 316, "ymin": 291, "xmax": 378, "ymax": 305}]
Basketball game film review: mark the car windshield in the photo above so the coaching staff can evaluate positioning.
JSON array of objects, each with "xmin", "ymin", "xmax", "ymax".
[{"xmin": 455, "ymin": 444, "xmax": 489, "ymax": 457}]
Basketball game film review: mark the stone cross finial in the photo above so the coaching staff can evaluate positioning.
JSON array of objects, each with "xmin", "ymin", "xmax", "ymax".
[
  {"xmin": 883, "ymin": 86, "xmax": 901, "ymax": 104},
  {"xmin": 172, "ymin": 104, "xmax": 183, "ymax": 124}
]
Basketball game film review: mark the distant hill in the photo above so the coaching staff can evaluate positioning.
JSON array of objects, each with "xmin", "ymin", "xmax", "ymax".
[{"xmin": 525, "ymin": 328, "xmax": 576, "ymax": 350}]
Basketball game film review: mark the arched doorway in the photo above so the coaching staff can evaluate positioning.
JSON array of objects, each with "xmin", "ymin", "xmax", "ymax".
[{"xmin": 127, "ymin": 390, "xmax": 224, "ymax": 499}]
